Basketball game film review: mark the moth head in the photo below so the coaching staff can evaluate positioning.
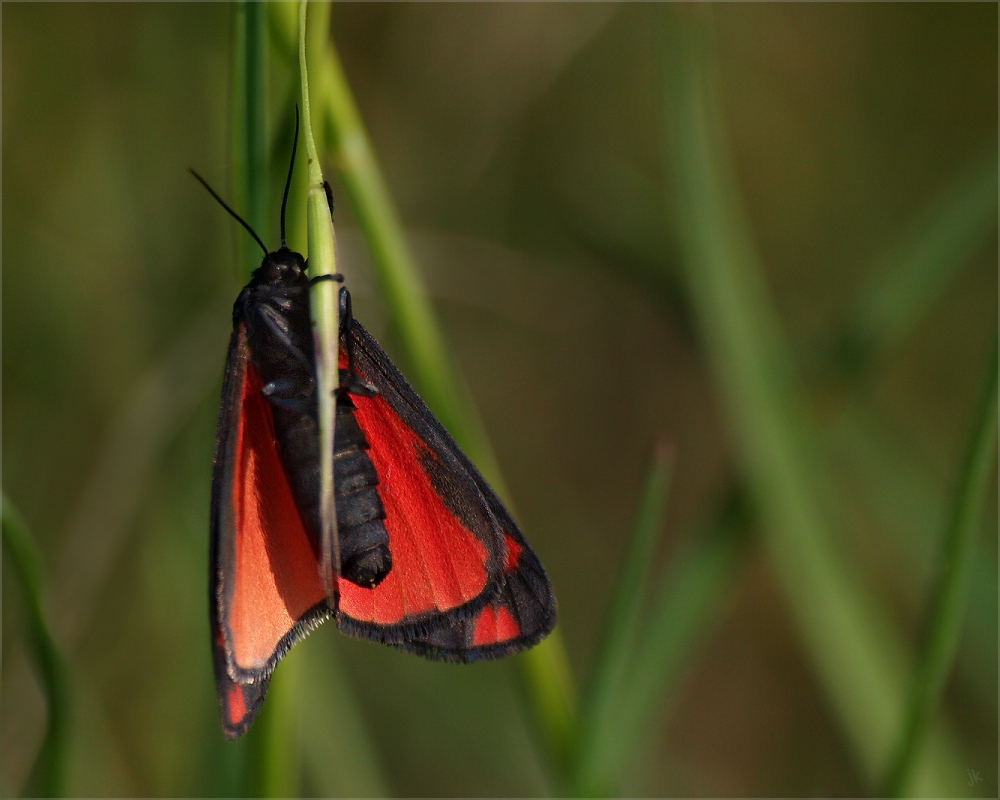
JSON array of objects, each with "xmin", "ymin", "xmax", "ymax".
[{"xmin": 258, "ymin": 247, "xmax": 307, "ymax": 285}]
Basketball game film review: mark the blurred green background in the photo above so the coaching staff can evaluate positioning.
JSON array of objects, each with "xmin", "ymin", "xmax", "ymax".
[{"xmin": 2, "ymin": 3, "xmax": 996, "ymax": 797}]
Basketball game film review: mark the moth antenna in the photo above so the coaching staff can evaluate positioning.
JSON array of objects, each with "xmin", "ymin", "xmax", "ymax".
[
  {"xmin": 188, "ymin": 168, "xmax": 269, "ymax": 258},
  {"xmin": 280, "ymin": 105, "xmax": 300, "ymax": 248}
]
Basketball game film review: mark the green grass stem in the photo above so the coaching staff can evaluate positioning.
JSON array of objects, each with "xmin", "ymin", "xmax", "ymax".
[
  {"xmin": 233, "ymin": 1, "xmax": 271, "ymax": 274},
  {"xmin": 299, "ymin": 641, "xmax": 393, "ymax": 797},
  {"xmin": 303, "ymin": 10, "xmax": 504, "ymax": 493},
  {"xmin": 572, "ymin": 444, "xmax": 674, "ymax": 795},
  {"xmin": 292, "ymin": 5, "xmax": 579, "ymax": 782},
  {"xmin": 232, "ymin": 5, "xmax": 300, "ymax": 794},
  {"xmin": 883, "ymin": 343, "xmax": 998, "ymax": 796},
  {"xmin": 656, "ymin": 7, "xmax": 962, "ymax": 792},
  {"xmin": 249, "ymin": 655, "xmax": 300, "ymax": 797},
  {"xmin": 515, "ymin": 637, "xmax": 578, "ymax": 786},
  {"xmin": 300, "ymin": 0, "xmax": 342, "ymax": 603},
  {"xmin": 2, "ymin": 493, "xmax": 72, "ymax": 798}
]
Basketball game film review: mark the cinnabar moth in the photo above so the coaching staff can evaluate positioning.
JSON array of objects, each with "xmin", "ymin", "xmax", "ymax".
[{"xmin": 193, "ymin": 111, "xmax": 556, "ymax": 738}]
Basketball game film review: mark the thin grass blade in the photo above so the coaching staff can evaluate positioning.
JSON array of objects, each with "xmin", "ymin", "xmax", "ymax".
[
  {"xmin": 233, "ymin": 1, "xmax": 271, "ymax": 275},
  {"xmin": 306, "ymin": 15, "xmax": 505, "ymax": 496},
  {"xmin": 299, "ymin": 640, "xmax": 393, "ymax": 797},
  {"xmin": 2, "ymin": 494, "xmax": 72, "ymax": 798},
  {"xmin": 579, "ymin": 492, "xmax": 747, "ymax": 796},
  {"xmin": 299, "ymin": 0, "xmax": 341, "ymax": 606},
  {"xmin": 884, "ymin": 343, "xmax": 998, "ymax": 796},
  {"xmin": 300, "ymin": 8, "xmax": 578, "ymax": 782},
  {"xmin": 231, "ymin": 4, "xmax": 301, "ymax": 794},
  {"xmin": 572, "ymin": 444, "xmax": 674, "ymax": 794}
]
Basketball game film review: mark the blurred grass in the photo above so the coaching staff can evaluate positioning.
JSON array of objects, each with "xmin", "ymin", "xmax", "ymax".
[
  {"xmin": 834, "ymin": 150, "xmax": 998, "ymax": 379},
  {"xmin": 656, "ymin": 6, "xmax": 968, "ymax": 793},
  {"xmin": 229, "ymin": 5, "xmax": 302, "ymax": 795},
  {"xmin": 232, "ymin": 2, "xmax": 271, "ymax": 269},
  {"xmin": 616, "ymin": 494, "xmax": 746, "ymax": 790},
  {"xmin": 885, "ymin": 344, "xmax": 998, "ymax": 796},
  {"xmin": 2, "ymin": 3, "xmax": 995, "ymax": 796},
  {"xmin": 571, "ymin": 456, "xmax": 750, "ymax": 797},
  {"xmin": 2, "ymin": 495, "xmax": 72, "ymax": 798}
]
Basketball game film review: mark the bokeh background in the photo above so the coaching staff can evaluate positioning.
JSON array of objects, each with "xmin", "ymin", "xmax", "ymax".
[{"xmin": 3, "ymin": 3, "xmax": 996, "ymax": 797}]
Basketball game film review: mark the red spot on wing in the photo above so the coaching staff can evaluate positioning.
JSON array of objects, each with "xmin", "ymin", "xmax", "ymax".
[
  {"xmin": 228, "ymin": 365, "xmax": 325, "ymax": 670},
  {"xmin": 503, "ymin": 532, "xmax": 522, "ymax": 572},
  {"xmin": 472, "ymin": 605, "xmax": 521, "ymax": 646},
  {"xmin": 226, "ymin": 683, "xmax": 247, "ymax": 726},
  {"xmin": 338, "ymin": 386, "xmax": 489, "ymax": 624}
]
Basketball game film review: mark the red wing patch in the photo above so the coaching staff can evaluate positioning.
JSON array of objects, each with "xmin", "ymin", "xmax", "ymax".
[
  {"xmin": 211, "ymin": 326, "xmax": 329, "ymax": 704},
  {"xmin": 503, "ymin": 532, "xmax": 522, "ymax": 571},
  {"xmin": 336, "ymin": 386, "xmax": 491, "ymax": 626},
  {"xmin": 212, "ymin": 622, "xmax": 270, "ymax": 740},
  {"xmin": 225, "ymin": 363, "xmax": 327, "ymax": 672},
  {"xmin": 472, "ymin": 605, "xmax": 521, "ymax": 646}
]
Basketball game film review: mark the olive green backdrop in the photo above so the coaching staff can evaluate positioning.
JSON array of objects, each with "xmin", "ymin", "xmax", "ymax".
[{"xmin": 3, "ymin": 4, "xmax": 996, "ymax": 797}]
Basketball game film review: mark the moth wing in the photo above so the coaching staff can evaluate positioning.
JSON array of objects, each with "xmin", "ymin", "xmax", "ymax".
[
  {"xmin": 210, "ymin": 322, "xmax": 328, "ymax": 736},
  {"xmin": 335, "ymin": 321, "xmax": 555, "ymax": 654}
]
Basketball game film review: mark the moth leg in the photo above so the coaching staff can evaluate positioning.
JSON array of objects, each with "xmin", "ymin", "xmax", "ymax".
[
  {"xmin": 256, "ymin": 304, "xmax": 312, "ymax": 369},
  {"xmin": 323, "ymin": 180, "xmax": 335, "ymax": 219},
  {"xmin": 309, "ymin": 273, "xmax": 344, "ymax": 287}
]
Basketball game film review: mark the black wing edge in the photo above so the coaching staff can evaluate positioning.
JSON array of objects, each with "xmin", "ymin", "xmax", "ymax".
[{"xmin": 397, "ymin": 545, "xmax": 557, "ymax": 662}]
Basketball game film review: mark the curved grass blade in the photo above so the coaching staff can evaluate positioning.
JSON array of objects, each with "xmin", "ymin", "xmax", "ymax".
[
  {"xmin": 299, "ymin": 640, "xmax": 393, "ymax": 797},
  {"xmin": 299, "ymin": 6, "xmax": 504, "ymax": 494},
  {"xmin": 2, "ymin": 494, "xmax": 72, "ymax": 798},
  {"xmin": 884, "ymin": 343, "xmax": 998, "ymax": 797},
  {"xmin": 619, "ymin": 495, "xmax": 746, "ymax": 784}
]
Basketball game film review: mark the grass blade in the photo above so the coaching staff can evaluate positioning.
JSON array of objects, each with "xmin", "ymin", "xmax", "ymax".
[
  {"xmin": 2, "ymin": 494, "xmax": 72, "ymax": 798},
  {"xmin": 299, "ymin": 7, "xmax": 578, "ymax": 782},
  {"xmin": 572, "ymin": 444, "xmax": 674, "ymax": 795},
  {"xmin": 299, "ymin": 641, "xmax": 393, "ymax": 797},
  {"xmin": 307, "ymin": 10, "xmax": 502, "ymax": 492},
  {"xmin": 884, "ymin": 343, "xmax": 998, "ymax": 796},
  {"xmin": 656, "ymin": 6, "xmax": 963, "ymax": 792},
  {"xmin": 300, "ymin": 0, "xmax": 341, "ymax": 609},
  {"xmin": 232, "ymin": 0, "xmax": 271, "ymax": 273},
  {"xmin": 580, "ymin": 492, "xmax": 747, "ymax": 796},
  {"xmin": 232, "ymin": 4, "xmax": 300, "ymax": 795}
]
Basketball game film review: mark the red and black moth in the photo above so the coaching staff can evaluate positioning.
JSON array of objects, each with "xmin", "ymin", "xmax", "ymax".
[{"xmin": 193, "ymin": 114, "xmax": 556, "ymax": 739}]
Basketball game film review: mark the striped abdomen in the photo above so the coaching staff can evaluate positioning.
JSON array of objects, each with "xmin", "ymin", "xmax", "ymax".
[{"xmin": 334, "ymin": 394, "xmax": 392, "ymax": 587}]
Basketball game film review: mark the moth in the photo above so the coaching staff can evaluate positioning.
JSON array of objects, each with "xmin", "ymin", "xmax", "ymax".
[{"xmin": 193, "ymin": 111, "xmax": 556, "ymax": 738}]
